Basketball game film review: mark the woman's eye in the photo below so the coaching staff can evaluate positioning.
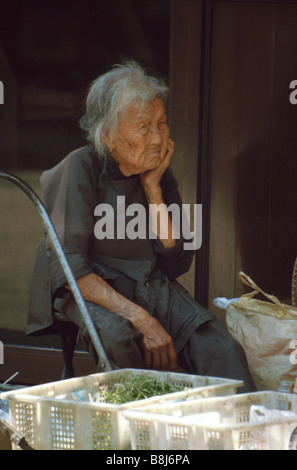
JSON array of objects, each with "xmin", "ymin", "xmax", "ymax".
[{"xmin": 159, "ymin": 121, "xmax": 167, "ymax": 129}]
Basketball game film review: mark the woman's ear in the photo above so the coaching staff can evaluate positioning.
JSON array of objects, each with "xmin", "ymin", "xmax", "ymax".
[{"xmin": 102, "ymin": 127, "xmax": 114, "ymax": 152}]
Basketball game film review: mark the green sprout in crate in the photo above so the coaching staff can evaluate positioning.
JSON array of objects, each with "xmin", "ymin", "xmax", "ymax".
[{"xmin": 91, "ymin": 375, "xmax": 186, "ymax": 404}]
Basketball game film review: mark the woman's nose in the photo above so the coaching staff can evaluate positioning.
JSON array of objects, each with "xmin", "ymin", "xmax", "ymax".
[{"xmin": 149, "ymin": 126, "xmax": 162, "ymax": 144}]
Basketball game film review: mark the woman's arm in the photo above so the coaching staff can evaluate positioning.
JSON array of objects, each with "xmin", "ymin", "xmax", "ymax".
[
  {"xmin": 68, "ymin": 273, "xmax": 177, "ymax": 372},
  {"xmin": 140, "ymin": 138, "xmax": 176, "ymax": 249},
  {"xmin": 141, "ymin": 139, "xmax": 196, "ymax": 279},
  {"xmin": 41, "ymin": 148, "xmax": 99, "ymax": 294}
]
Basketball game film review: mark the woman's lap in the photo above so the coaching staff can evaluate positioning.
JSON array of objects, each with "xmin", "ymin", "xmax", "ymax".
[{"xmin": 54, "ymin": 293, "xmax": 256, "ymax": 391}]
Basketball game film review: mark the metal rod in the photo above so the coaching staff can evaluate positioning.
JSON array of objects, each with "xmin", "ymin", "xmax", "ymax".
[
  {"xmin": 0, "ymin": 418, "xmax": 35, "ymax": 450},
  {"xmin": 0, "ymin": 170, "xmax": 112, "ymax": 372},
  {"xmin": 0, "ymin": 372, "xmax": 19, "ymax": 391}
]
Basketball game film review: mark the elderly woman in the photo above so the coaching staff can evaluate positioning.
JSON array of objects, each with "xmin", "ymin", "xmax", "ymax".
[{"xmin": 27, "ymin": 62, "xmax": 255, "ymax": 392}]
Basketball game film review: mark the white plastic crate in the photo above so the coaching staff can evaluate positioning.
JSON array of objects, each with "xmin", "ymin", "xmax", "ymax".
[
  {"xmin": 123, "ymin": 391, "xmax": 297, "ymax": 450},
  {"xmin": 0, "ymin": 369, "xmax": 242, "ymax": 450}
]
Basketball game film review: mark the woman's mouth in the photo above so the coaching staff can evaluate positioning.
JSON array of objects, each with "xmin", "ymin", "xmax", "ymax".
[{"xmin": 146, "ymin": 150, "xmax": 161, "ymax": 158}]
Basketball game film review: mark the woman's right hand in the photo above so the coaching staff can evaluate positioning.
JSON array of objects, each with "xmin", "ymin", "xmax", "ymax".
[
  {"xmin": 132, "ymin": 309, "xmax": 178, "ymax": 372},
  {"xmin": 71, "ymin": 273, "xmax": 177, "ymax": 371}
]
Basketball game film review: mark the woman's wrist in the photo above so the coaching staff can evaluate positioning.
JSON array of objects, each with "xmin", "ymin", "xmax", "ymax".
[
  {"xmin": 142, "ymin": 184, "xmax": 162, "ymax": 204},
  {"xmin": 129, "ymin": 306, "xmax": 151, "ymax": 327}
]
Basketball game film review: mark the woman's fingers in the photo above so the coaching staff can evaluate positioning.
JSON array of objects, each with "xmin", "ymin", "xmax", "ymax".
[
  {"xmin": 141, "ymin": 334, "xmax": 177, "ymax": 372},
  {"xmin": 152, "ymin": 348, "xmax": 162, "ymax": 370},
  {"xmin": 143, "ymin": 346, "xmax": 153, "ymax": 370},
  {"xmin": 160, "ymin": 138, "xmax": 175, "ymax": 169},
  {"xmin": 168, "ymin": 341, "xmax": 178, "ymax": 371},
  {"xmin": 140, "ymin": 138, "xmax": 175, "ymax": 189},
  {"xmin": 133, "ymin": 311, "xmax": 177, "ymax": 372}
]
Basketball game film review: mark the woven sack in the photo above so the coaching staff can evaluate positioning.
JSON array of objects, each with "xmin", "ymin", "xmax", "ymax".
[{"xmin": 226, "ymin": 271, "xmax": 297, "ymax": 391}]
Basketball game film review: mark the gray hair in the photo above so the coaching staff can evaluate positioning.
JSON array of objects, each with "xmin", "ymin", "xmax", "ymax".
[{"xmin": 79, "ymin": 61, "xmax": 170, "ymax": 155}]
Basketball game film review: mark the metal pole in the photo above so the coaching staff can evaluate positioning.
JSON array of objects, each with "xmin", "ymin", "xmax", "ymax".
[
  {"xmin": 0, "ymin": 170, "xmax": 112, "ymax": 372},
  {"xmin": 0, "ymin": 418, "xmax": 35, "ymax": 450}
]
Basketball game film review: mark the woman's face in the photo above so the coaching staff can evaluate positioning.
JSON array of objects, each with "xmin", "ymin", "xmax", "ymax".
[{"xmin": 106, "ymin": 98, "xmax": 170, "ymax": 176}]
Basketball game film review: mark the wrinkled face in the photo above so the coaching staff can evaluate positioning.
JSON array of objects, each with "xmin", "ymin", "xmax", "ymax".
[{"xmin": 105, "ymin": 98, "xmax": 170, "ymax": 176}]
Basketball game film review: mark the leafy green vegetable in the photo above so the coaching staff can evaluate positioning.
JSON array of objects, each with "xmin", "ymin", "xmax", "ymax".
[{"xmin": 94, "ymin": 375, "xmax": 182, "ymax": 404}]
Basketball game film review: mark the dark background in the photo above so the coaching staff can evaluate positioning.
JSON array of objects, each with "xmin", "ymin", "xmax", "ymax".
[{"xmin": 0, "ymin": 0, "xmax": 170, "ymax": 169}]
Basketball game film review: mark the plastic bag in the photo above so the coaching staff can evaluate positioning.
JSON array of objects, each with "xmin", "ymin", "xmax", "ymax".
[
  {"xmin": 0, "ymin": 399, "xmax": 10, "ymax": 423},
  {"xmin": 213, "ymin": 297, "xmax": 239, "ymax": 310},
  {"xmin": 226, "ymin": 272, "xmax": 297, "ymax": 391},
  {"xmin": 249, "ymin": 405, "xmax": 297, "ymax": 423}
]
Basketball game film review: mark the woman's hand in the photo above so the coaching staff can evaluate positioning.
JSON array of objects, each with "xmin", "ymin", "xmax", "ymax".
[
  {"xmin": 140, "ymin": 138, "xmax": 175, "ymax": 197},
  {"xmin": 70, "ymin": 273, "xmax": 177, "ymax": 371},
  {"xmin": 140, "ymin": 138, "xmax": 177, "ymax": 248},
  {"xmin": 132, "ymin": 309, "xmax": 178, "ymax": 372}
]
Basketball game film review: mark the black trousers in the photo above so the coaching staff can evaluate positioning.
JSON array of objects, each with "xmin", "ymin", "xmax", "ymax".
[{"xmin": 54, "ymin": 293, "xmax": 256, "ymax": 393}]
